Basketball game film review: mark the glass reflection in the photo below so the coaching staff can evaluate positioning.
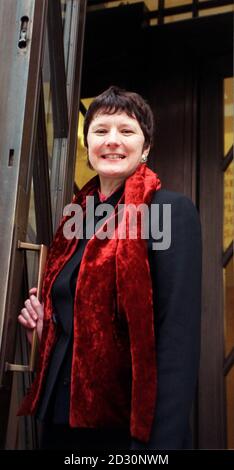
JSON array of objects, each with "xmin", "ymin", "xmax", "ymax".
[
  {"xmin": 42, "ymin": 28, "xmax": 54, "ymax": 167},
  {"xmin": 165, "ymin": 12, "xmax": 191, "ymax": 22},
  {"xmin": 223, "ymin": 162, "xmax": 234, "ymax": 251},
  {"xmin": 224, "ymin": 78, "xmax": 233, "ymax": 156},
  {"xmin": 199, "ymin": 5, "xmax": 233, "ymax": 17},
  {"xmin": 75, "ymin": 98, "xmax": 97, "ymax": 189},
  {"xmin": 223, "ymin": 77, "xmax": 234, "ymax": 252},
  {"xmin": 165, "ymin": 0, "xmax": 191, "ymax": 6}
]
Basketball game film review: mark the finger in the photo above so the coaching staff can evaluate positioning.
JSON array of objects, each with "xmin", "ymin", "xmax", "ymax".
[
  {"xmin": 24, "ymin": 299, "xmax": 38, "ymax": 321},
  {"xmin": 20, "ymin": 307, "xmax": 36, "ymax": 327},
  {"xmin": 29, "ymin": 287, "xmax": 37, "ymax": 295},
  {"xmin": 18, "ymin": 309, "xmax": 36, "ymax": 328},
  {"xmin": 29, "ymin": 295, "xmax": 44, "ymax": 319},
  {"xmin": 18, "ymin": 314, "xmax": 35, "ymax": 329}
]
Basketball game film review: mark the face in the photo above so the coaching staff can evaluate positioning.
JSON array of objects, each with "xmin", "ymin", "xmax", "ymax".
[{"xmin": 86, "ymin": 111, "xmax": 149, "ymax": 182}]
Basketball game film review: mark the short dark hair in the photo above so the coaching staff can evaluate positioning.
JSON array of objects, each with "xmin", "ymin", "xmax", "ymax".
[{"xmin": 83, "ymin": 86, "xmax": 154, "ymax": 151}]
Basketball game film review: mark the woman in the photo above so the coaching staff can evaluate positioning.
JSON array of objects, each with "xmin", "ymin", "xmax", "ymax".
[{"xmin": 18, "ymin": 86, "xmax": 202, "ymax": 450}]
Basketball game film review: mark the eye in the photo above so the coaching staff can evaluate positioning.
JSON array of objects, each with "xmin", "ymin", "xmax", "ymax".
[
  {"xmin": 121, "ymin": 129, "xmax": 134, "ymax": 135},
  {"xmin": 94, "ymin": 128, "xmax": 107, "ymax": 134}
]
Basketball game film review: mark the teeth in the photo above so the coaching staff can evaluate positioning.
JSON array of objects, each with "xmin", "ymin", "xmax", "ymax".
[{"xmin": 103, "ymin": 155, "xmax": 125, "ymax": 160}]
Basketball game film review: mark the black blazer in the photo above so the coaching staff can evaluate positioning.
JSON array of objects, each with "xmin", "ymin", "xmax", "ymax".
[
  {"xmin": 132, "ymin": 189, "xmax": 202, "ymax": 449},
  {"xmin": 37, "ymin": 188, "xmax": 202, "ymax": 450}
]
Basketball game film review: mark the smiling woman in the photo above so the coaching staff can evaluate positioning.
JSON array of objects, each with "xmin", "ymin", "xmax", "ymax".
[
  {"xmin": 87, "ymin": 111, "xmax": 149, "ymax": 192},
  {"xmin": 83, "ymin": 86, "xmax": 153, "ymax": 195},
  {"xmin": 18, "ymin": 86, "xmax": 202, "ymax": 451}
]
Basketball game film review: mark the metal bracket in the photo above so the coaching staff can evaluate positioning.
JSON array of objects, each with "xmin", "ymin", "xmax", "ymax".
[{"xmin": 5, "ymin": 242, "xmax": 47, "ymax": 372}]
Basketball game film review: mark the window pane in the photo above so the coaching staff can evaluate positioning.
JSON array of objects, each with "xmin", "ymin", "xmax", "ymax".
[
  {"xmin": 165, "ymin": 12, "xmax": 191, "ymax": 22},
  {"xmin": 165, "ymin": 0, "xmax": 191, "ymax": 6},
  {"xmin": 223, "ymin": 76, "xmax": 234, "ymax": 252},
  {"xmin": 88, "ymin": 0, "xmax": 158, "ymax": 12},
  {"xmin": 42, "ymin": 29, "xmax": 54, "ymax": 166},
  {"xmin": 75, "ymin": 98, "xmax": 97, "ymax": 189},
  {"xmin": 223, "ymin": 161, "xmax": 234, "ymax": 251},
  {"xmin": 145, "ymin": 0, "xmax": 158, "ymax": 11},
  {"xmin": 26, "ymin": 179, "xmax": 39, "ymax": 289},
  {"xmin": 224, "ymin": 78, "xmax": 233, "ymax": 157},
  {"xmin": 200, "ymin": 5, "xmax": 233, "ymax": 18}
]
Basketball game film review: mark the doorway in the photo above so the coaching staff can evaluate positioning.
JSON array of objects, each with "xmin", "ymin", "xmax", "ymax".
[{"xmin": 79, "ymin": 9, "xmax": 233, "ymax": 448}]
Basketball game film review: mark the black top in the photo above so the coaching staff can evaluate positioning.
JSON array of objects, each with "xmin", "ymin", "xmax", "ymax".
[
  {"xmin": 36, "ymin": 187, "xmax": 125, "ymax": 423},
  {"xmin": 37, "ymin": 188, "xmax": 202, "ymax": 450}
]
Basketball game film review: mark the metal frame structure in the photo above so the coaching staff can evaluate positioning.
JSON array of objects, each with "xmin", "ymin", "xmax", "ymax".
[{"xmin": 0, "ymin": 0, "xmax": 87, "ymax": 449}]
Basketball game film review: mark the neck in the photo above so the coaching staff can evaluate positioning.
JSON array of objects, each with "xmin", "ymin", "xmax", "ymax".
[{"xmin": 99, "ymin": 176, "xmax": 125, "ymax": 197}]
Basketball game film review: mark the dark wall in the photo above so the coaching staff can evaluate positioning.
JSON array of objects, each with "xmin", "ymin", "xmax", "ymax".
[{"xmin": 81, "ymin": 8, "xmax": 233, "ymax": 196}]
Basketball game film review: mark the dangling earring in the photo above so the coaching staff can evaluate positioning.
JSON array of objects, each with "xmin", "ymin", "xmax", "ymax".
[{"xmin": 141, "ymin": 154, "xmax": 148, "ymax": 163}]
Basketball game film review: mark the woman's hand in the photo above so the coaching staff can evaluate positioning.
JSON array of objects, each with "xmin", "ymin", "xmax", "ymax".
[{"xmin": 18, "ymin": 287, "xmax": 44, "ymax": 345}]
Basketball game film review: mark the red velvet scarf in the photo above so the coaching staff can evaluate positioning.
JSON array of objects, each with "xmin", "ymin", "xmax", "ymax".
[{"xmin": 18, "ymin": 163, "xmax": 161, "ymax": 443}]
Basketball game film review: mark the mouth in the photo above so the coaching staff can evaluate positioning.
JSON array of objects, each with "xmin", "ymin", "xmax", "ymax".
[{"xmin": 101, "ymin": 154, "xmax": 126, "ymax": 160}]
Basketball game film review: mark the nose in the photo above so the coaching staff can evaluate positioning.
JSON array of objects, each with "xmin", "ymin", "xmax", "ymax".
[{"xmin": 106, "ymin": 128, "xmax": 120, "ymax": 146}]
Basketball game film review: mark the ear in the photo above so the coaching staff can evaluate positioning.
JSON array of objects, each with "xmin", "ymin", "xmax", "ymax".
[{"xmin": 143, "ymin": 146, "xmax": 150, "ymax": 158}]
